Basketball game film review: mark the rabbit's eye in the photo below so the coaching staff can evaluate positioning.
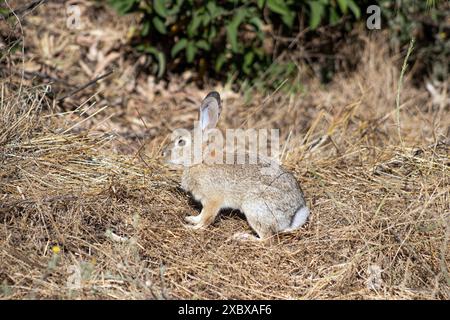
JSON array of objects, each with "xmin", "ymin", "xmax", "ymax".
[{"xmin": 177, "ymin": 139, "xmax": 186, "ymax": 146}]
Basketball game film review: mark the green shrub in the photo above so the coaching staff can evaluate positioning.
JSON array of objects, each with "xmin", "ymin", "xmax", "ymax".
[
  {"xmin": 107, "ymin": 0, "xmax": 362, "ymax": 84},
  {"xmin": 107, "ymin": 0, "xmax": 447, "ymax": 89}
]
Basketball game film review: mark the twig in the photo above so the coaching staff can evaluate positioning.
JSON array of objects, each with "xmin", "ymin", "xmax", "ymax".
[
  {"xmin": 57, "ymin": 69, "xmax": 114, "ymax": 102},
  {"xmin": 0, "ymin": 0, "xmax": 48, "ymax": 20},
  {"xmin": 23, "ymin": 70, "xmax": 70, "ymax": 85}
]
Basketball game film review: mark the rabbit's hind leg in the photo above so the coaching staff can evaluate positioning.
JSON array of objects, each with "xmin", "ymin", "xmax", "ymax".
[
  {"xmin": 185, "ymin": 197, "xmax": 222, "ymax": 229},
  {"xmin": 232, "ymin": 202, "xmax": 275, "ymax": 241}
]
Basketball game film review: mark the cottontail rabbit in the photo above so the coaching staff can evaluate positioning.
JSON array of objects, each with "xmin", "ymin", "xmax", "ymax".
[{"xmin": 162, "ymin": 91, "xmax": 309, "ymax": 241}]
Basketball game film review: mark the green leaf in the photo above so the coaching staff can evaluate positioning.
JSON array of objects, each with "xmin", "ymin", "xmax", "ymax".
[
  {"xmin": 153, "ymin": 0, "xmax": 167, "ymax": 18},
  {"xmin": 186, "ymin": 41, "xmax": 197, "ymax": 63},
  {"xmin": 154, "ymin": 51, "xmax": 166, "ymax": 78},
  {"xmin": 187, "ymin": 12, "xmax": 202, "ymax": 37},
  {"xmin": 138, "ymin": 45, "xmax": 166, "ymax": 77},
  {"xmin": 256, "ymin": 0, "xmax": 265, "ymax": 10},
  {"xmin": 329, "ymin": 7, "xmax": 339, "ymax": 25},
  {"xmin": 250, "ymin": 16, "xmax": 265, "ymax": 40},
  {"xmin": 243, "ymin": 51, "xmax": 255, "ymax": 75},
  {"xmin": 206, "ymin": 2, "xmax": 217, "ymax": 17},
  {"xmin": 267, "ymin": 0, "xmax": 294, "ymax": 27},
  {"xmin": 253, "ymin": 47, "xmax": 264, "ymax": 59},
  {"xmin": 141, "ymin": 20, "xmax": 151, "ymax": 36},
  {"xmin": 206, "ymin": 1, "xmax": 217, "ymax": 15},
  {"xmin": 171, "ymin": 38, "xmax": 188, "ymax": 57},
  {"xmin": 195, "ymin": 40, "xmax": 210, "ymax": 50},
  {"xmin": 281, "ymin": 12, "xmax": 294, "ymax": 28},
  {"xmin": 266, "ymin": 0, "xmax": 288, "ymax": 15},
  {"xmin": 206, "ymin": 1, "xmax": 225, "ymax": 19},
  {"xmin": 208, "ymin": 26, "xmax": 217, "ymax": 43},
  {"xmin": 152, "ymin": 16, "xmax": 167, "ymax": 34},
  {"xmin": 0, "ymin": 7, "xmax": 10, "ymax": 16},
  {"xmin": 337, "ymin": 0, "xmax": 348, "ymax": 14},
  {"xmin": 214, "ymin": 53, "xmax": 227, "ymax": 72},
  {"xmin": 166, "ymin": 0, "xmax": 184, "ymax": 16},
  {"xmin": 226, "ymin": 9, "xmax": 247, "ymax": 53},
  {"xmin": 249, "ymin": 16, "xmax": 263, "ymax": 31},
  {"xmin": 108, "ymin": 0, "xmax": 137, "ymax": 15},
  {"xmin": 309, "ymin": 1, "xmax": 325, "ymax": 29},
  {"xmin": 202, "ymin": 14, "xmax": 211, "ymax": 27},
  {"xmin": 226, "ymin": 24, "xmax": 238, "ymax": 53},
  {"xmin": 347, "ymin": 0, "xmax": 360, "ymax": 19}
]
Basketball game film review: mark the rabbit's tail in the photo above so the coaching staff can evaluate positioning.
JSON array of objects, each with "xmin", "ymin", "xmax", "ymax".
[{"xmin": 283, "ymin": 206, "xmax": 309, "ymax": 233}]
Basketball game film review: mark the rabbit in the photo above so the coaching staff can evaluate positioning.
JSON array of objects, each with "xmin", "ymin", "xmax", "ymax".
[{"xmin": 162, "ymin": 91, "xmax": 309, "ymax": 241}]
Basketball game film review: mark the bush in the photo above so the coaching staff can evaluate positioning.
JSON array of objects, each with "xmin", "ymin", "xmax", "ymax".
[
  {"xmin": 107, "ymin": 0, "xmax": 362, "ymax": 84},
  {"xmin": 107, "ymin": 0, "xmax": 448, "ymax": 87}
]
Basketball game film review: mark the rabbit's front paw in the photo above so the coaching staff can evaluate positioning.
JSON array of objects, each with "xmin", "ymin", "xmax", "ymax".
[
  {"xmin": 184, "ymin": 214, "xmax": 201, "ymax": 224},
  {"xmin": 183, "ymin": 223, "xmax": 206, "ymax": 230}
]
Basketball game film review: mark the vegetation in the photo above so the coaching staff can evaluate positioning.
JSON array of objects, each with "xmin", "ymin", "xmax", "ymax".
[
  {"xmin": 107, "ymin": 0, "xmax": 448, "ymax": 88},
  {"xmin": 379, "ymin": 0, "xmax": 449, "ymax": 84},
  {"xmin": 107, "ymin": 0, "xmax": 362, "ymax": 85}
]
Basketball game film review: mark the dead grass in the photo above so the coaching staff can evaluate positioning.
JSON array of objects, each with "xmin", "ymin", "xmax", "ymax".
[{"xmin": 0, "ymin": 1, "xmax": 449, "ymax": 300}]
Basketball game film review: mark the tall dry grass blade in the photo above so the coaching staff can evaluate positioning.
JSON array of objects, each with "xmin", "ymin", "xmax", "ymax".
[{"xmin": 396, "ymin": 38, "xmax": 415, "ymax": 145}]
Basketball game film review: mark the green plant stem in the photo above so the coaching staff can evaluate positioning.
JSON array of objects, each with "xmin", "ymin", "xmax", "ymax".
[{"xmin": 396, "ymin": 38, "xmax": 415, "ymax": 145}]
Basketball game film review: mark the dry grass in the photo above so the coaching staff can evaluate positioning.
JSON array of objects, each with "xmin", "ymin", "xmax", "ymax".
[{"xmin": 0, "ymin": 1, "xmax": 449, "ymax": 300}]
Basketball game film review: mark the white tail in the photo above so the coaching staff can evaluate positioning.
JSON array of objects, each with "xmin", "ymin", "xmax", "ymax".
[{"xmin": 283, "ymin": 206, "xmax": 310, "ymax": 233}]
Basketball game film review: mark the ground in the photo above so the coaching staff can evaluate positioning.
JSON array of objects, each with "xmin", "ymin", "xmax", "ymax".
[{"xmin": 0, "ymin": 1, "xmax": 448, "ymax": 299}]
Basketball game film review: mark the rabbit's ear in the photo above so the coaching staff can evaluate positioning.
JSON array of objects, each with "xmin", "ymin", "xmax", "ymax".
[{"xmin": 199, "ymin": 91, "xmax": 221, "ymax": 131}]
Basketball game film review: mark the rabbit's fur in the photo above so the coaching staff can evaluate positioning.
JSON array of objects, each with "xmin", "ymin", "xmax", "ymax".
[{"xmin": 162, "ymin": 91, "xmax": 309, "ymax": 241}]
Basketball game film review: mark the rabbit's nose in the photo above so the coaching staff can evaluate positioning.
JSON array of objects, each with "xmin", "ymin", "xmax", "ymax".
[{"xmin": 161, "ymin": 148, "xmax": 169, "ymax": 157}]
